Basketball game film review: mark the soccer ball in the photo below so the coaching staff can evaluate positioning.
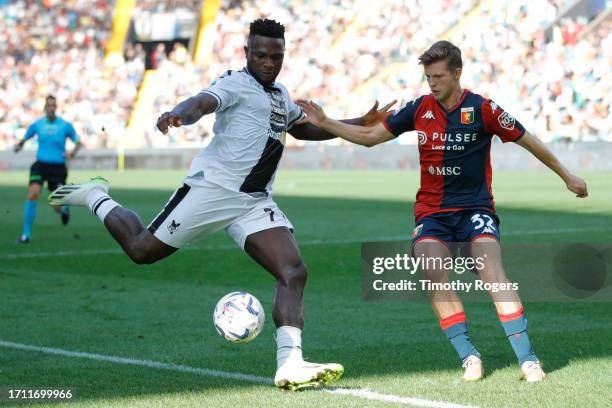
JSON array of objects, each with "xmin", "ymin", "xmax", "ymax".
[{"xmin": 213, "ymin": 291, "xmax": 265, "ymax": 343}]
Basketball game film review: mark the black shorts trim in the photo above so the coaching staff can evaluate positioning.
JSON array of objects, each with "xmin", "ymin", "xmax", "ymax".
[{"xmin": 148, "ymin": 184, "xmax": 191, "ymax": 234}]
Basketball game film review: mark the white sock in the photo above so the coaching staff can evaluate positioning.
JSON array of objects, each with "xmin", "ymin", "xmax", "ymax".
[
  {"xmin": 85, "ymin": 190, "xmax": 120, "ymax": 223},
  {"xmin": 276, "ymin": 326, "xmax": 304, "ymax": 369}
]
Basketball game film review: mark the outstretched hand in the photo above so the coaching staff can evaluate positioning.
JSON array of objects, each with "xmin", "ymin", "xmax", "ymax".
[
  {"xmin": 565, "ymin": 174, "xmax": 588, "ymax": 198},
  {"xmin": 361, "ymin": 100, "xmax": 396, "ymax": 127},
  {"xmin": 295, "ymin": 100, "xmax": 328, "ymax": 127},
  {"xmin": 13, "ymin": 141, "xmax": 24, "ymax": 153},
  {"xmin": 156, "ymin": 111, "xmax": 182, "ymax": 134}
]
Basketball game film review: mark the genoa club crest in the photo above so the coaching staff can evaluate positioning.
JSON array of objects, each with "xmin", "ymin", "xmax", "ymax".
[{"xmin": 460, "ymin": 107, "xmax": 474, "ymax": 124}]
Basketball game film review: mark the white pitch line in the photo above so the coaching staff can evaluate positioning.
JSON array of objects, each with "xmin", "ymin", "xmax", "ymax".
[
  {"xmin": 0, "ymin": 339, "xmax": 271, "ymax": 385},
  {"xmin": 2, "ymin": 226, "xmax": 610, "ymax": 260},
  {"xmin": 0, "ymin": 339, "xmax": 478, "ymax": 408},
  {"xmin": 325, "ymin": 388, "xmax": 479, "ymax": 408}
]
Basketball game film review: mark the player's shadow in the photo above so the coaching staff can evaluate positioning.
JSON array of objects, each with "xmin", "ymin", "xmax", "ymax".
[{"xmin": 1, "ymin": 185, "xmax": 611, "ymax": 402}]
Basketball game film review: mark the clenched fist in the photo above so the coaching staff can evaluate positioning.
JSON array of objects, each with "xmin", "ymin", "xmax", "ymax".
[{"xmin": 157, "ymin": 111, "xmax": 182, "ymax": 134}]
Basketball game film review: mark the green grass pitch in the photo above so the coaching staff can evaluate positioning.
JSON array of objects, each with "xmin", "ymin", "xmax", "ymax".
[{"xmin": 0, "ymin": 169, "xmax": 611, "ymax": 407}]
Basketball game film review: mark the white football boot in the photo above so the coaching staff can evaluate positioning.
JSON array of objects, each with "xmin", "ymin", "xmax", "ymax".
[
  {"xmin": 520, "ymin": 360, "xmax": 546, "ymax": 382},
  {"xmin": 48, "ymin": 176, "xmax": 109, "ymax": 207},
  {"xmin": 274, "ymin": 361, "xmax": 344, "ymax": 391},
  {"xmin": 462, "ymin": 355, "xmax": 484, "ymax": 381}
]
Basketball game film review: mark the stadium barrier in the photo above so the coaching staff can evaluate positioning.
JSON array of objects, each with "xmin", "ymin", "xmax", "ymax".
[{"xmin": 1, "ymin": 142, "xmax": 609, "ymax": 171}]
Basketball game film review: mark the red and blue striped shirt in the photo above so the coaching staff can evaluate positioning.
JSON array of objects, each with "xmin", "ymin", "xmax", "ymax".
[{"xmin": 383, "ymin": 90, "xmax": 525, "ymax": 221}]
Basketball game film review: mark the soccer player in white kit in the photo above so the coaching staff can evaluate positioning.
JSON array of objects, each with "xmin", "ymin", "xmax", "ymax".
[{"xmin": 49, "ymin": 19, "xmax": 393, "ymax": 390}]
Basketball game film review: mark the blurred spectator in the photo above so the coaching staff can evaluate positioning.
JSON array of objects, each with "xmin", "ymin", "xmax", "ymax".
[
  {"xmin": 0, "ymin": 0, "xmax": 144, "ymax": 150},
  {"xmin": 142, "ymin": 0, "xmax": 610, "ymax": 147},
  {"xmin": 136, "ymin": 0, "xmax": 200, "ymax": 12},
  {"xmin": 1, "ymin": 0, "xmax": 609, "ymax": 149}
]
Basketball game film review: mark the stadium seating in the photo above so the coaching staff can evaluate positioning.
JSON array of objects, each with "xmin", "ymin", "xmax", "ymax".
[
  {"xmin": 0, "ymin": 0, "xmax": 144, "ymax": 150},
  {"xmin": 0, "ymin": 0, "xmax": 609, "ymax": 150}
]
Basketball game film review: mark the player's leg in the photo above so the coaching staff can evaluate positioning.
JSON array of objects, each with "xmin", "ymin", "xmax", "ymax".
[
  {"xmin": 413, "ymin": 236, "xmax": 482, "ymax": 381},
  {"xmin": 470, "ymin": 235, "xmax": 545, "ymax": 382},
  {"xmin": 47, "ymin": 163, "xmax": 70, "ymax": 225},
  {"xmin": 244, "ymin": 226, "xmax": 343, "ymax": 390},
  {"xmin": 18, "ymin": 182, "xmax": 42, "ymax": 243},
  {"xmin": 226, "ymin": 199, "xmax": 342, "ymax": 390},
  {"xmin": 18, "ymin": 162, "xmax": 44, "ymax": 243},
  {"xmin": 414, "ymin": 238, "xmax": 464, "ymax": 319},
  {"xmin": 245, "ymin": 227, "xmax": 306, "ymax": 328},
  {"xmin": 49, "ymin": 177, "xmax": 177, "ymax": 264},
  {"xmin": 103, "ymin": 206, "xmax": 178, "ymax": 264}
]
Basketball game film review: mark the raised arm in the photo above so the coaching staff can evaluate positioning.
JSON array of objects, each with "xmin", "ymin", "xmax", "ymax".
[
  {"xmin": 516, "ymin": 131, "xmax": 588, "ymax": 197},
  {"xmin": 296, "ymin": 100, "xmax": 396, "ymax": 147},
  {"xmin": 14, "ymin": 122, "xmax": 38, "ymax": 153},
  {"xmin": 156, "ymin": 93, "xmax": 219, "ymax": 134},
  {"xmin": 481, "ymin": 99, "xmax": 588, "ymax": 198},
  {"xmin": 289, "ymin": 100, "xmax": 395, "ymax": 141}
]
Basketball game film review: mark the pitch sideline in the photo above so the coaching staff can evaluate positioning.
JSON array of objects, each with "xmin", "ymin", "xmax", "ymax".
[{"xmin": 0, "ymin": 339, "xmax": 478, "ymax": 408}]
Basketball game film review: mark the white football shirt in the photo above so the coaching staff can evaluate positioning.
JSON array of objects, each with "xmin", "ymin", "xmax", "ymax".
[{"xmin": 188, "ymin": 67, "xmax": 304, "ymax": 196}]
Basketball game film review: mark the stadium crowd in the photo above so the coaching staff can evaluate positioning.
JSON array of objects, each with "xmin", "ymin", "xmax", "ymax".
[
  {"xmin": 451, "ymin": 3, "xmax": 610, "ymax": 143},
  {"xmin": 0, "ymin": 0, "xmax": 609, "ymax": 150},
  {"xmin": 0, "ymin": 0, "xmax": 144, "ymax": 150}
]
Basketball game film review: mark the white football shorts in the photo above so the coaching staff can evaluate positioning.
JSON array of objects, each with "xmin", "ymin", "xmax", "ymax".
[{"xmin": 147, "ymin": 178, "xmax": 293, "ymax": 249}]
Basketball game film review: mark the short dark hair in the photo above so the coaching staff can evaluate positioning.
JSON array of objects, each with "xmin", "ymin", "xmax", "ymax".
[
  {"xmin": 249, "ymin": 19, "xmax": 285, "ymax": 40},
  {"xmin": 418, "ymin": 41, "xmax": 462, "ymax": 70},
  {"xmin": 46, "ymin": 95, "xmax": 57, "ymax": 102}
]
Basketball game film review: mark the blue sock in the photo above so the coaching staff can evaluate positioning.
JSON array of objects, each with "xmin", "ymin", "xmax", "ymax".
[
  {"xmin": 22, "ymin": 199, "xmax": 37, "ymax": 238},
  {"xmin": 500, "ymin": 308, "xmax": 538, "ymax": 365},
  {"xmin": 441, "ymin": 312, "xmax": 479, "ymax": 362}
]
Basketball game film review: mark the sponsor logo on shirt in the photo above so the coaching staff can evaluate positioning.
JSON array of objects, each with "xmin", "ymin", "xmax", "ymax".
[
  {"xmin": 268, "ymin": 129, "xmax": 287, "ymax": 142},
  {"xmin": 428, "ymin": 165, "xmax": 462, "ymax": 176},
  {"xmin": 431, "ymin": 132, "xmax": 478, "ymax": 142},
  {"xmin": 431, "ymin": 144, "xmax": 465, "ymax": 151},
  {"xmin": 498, "ymin": 111, "xmax": 516, "ymax": 130},
  {"xmin": 417, "ymin": 130, "xmax": 427, "ymax": 145},
  {"xmin": 419, "ymin": 132, "xmax": 476, "ymax": 151},
  {"xmin": 266, "ymin": 89, "xmax": 288, "ymax": 145}
]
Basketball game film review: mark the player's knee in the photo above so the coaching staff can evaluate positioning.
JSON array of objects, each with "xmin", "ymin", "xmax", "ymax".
[
  {"xmin": 27, "ymin": 192, "xmax": 40, "ymax": 200},
  {"xmin": 278, "ymin": 260, "xmax": 308, "ymax": 287},
  {"xmin": 128, "ymin": 251, "xmax": 159, "ymax": 265},
  {"xmin": 125, "ymin": 241, "xmax": 160, "ymax": 265},
  {"xmin": 477, "ymin": 264, "xmax": 507, "ymax": 283},
  {"xmin": 424, "ymin": 268, "xmax": 448, "ymax": 282},
  {"xmin": 129, "ymin": 252, "xmax": 148, "ymax": 265}
]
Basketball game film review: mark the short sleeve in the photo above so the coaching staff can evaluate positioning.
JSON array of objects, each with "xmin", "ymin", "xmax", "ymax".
[
  {"xmin": 286, "ymin": 97, "xmax": 305, "ymax": 130},
  {"xmin": 383, "ymin": 96, "xmax": 424, "ymax": 137},
  {"xmin": 23, "ymin": 121, "xmax": 38, "ymax": 141},
  {"xmin": 200, "ymin": 71, "xmax": 241, "ymax": 112},
  {"xmin": 66, "ymin": 122, "xmax": 79, "ymax": 142},
  {"xmin": 481, "ymin": 99, "xmax": 525, "ymax": 143}
]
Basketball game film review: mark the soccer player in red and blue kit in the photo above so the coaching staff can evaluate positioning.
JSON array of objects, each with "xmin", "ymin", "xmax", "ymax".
[{"xmin": 297, "ymin": 40, "xmax": 588, "ymax": 382}]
